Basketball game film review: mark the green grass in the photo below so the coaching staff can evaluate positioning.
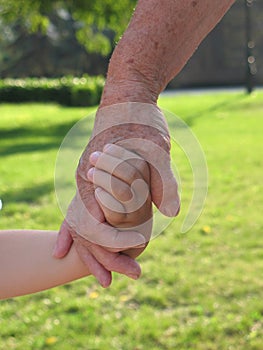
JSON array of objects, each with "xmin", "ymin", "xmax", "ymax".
[{"xmin": 0, "ymin": 90, "xmax": 263, "ymax": 349}]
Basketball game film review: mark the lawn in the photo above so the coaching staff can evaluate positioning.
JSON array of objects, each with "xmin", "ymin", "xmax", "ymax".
[{"xmin": 0, "ymin": 90, "xmax": 262, "ymax": 350}]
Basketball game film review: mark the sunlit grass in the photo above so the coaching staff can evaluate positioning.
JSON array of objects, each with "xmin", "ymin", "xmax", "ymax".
[{"xmin": 0, "ymin": 91, "xmax": 263, "ymax": 349}]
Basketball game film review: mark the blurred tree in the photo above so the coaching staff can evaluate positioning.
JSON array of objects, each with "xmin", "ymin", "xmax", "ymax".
[
  {"xmin": 0, "ymin": 0, "xmax": 137, "ymax": 55},
  {"xmin": 0, "ymin": 0, "xmax": 137, "ymax": 77}
]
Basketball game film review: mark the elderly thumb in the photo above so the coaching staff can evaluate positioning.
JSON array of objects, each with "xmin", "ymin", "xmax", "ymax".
[
  {"xmin": 150, "ymin": 163, "xmax": 180, "ymax": 217},
  {"xmin": 53, "ymin": 220, "xmax": 74, "ymax": 258}
]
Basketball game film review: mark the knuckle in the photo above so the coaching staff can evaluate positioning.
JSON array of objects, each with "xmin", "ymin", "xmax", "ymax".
[
  {"xmin": 163, "ymin": 134, "xmax": 171, "ymax": 152},
  {"xmin": 130, "ymin": 159, "xmax": 149, "ymax": 180},
  {"xmin": 115, "ymin": 183, "xmax": 132, "ymax": 201},
  {"xmin": 106, "ymin": 211, "xmax": 127, "ymax": 226},
  {"xmin": 129, "ymin": 167, "xmax": 140, "ymax": 183},
  {"xmin": 140, "ymin": 162, "xmax": 150, "ymax": 178},
  {"xmin": 70, "ymin": 227, "xmax": 94, "ymax": 248}
]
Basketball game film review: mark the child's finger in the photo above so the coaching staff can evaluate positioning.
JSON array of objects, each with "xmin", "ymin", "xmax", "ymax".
[
  {"xmin": 95, "ymin": 182, "xmax": 150, "ymax": 222},
  {"xmin": 88, "ymin": 167, "xmax": 133, "ymax": 202},
  {"xmin": 103, "ymin": 143, "xmax": 141, "ymax": 158},
  {"xmin": 89, "ymin": 147, "xmax": 149, "ymax": 184},
  {"xmin": 104, "ymin": 144, "xmax": 150, "ymax": 182},
  {"xmin": 94, "ymin": 187, "xmax": 127, "ymax": 226}
]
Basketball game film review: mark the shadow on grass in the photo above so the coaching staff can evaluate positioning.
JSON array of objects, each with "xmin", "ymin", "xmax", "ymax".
[
  {"xmin": 0, "ymin": 118, "xmax": 94, "ymax": 156},
  {"xmin": 2, "ymin": 181, "xmax": 54, "ymax": 204},
  {"xmin": 169, "ymin": 93, "xmax": 249, "ymax": 128},
  {"xmin": 0, "ymin": 141, "xmax": 61, "ymax": 157},
  {"xmin": 0, "ymin": 119, "xmax": 79, "ymax": 139}
]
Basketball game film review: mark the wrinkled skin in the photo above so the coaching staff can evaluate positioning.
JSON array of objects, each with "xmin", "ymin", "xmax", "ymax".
[{"xmin": 54, "ymin": 104, "xmax": 180, "ymax": 288}]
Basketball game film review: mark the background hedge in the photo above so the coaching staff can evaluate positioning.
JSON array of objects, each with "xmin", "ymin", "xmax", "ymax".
[{"xmin": 0, "ymin": 75, "xmax": 105, "ymax": 106}]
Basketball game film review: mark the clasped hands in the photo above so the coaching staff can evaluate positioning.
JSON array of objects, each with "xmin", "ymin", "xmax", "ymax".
[{"xmin": 53, "ymin": 102, "xmax": 180, "ymax": 287}]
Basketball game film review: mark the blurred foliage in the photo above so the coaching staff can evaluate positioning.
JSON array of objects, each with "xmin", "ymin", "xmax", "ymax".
[
  {"xmin": 0, "ymin": 0, "xmax": 137, "ymax": 55},
  {"xmin": 0, "ymin": 13, "xmax": 109, "ymax": 78},
  {"xmin": 0, "ymin": 75, "xmax": 105, "ymax": 106}
]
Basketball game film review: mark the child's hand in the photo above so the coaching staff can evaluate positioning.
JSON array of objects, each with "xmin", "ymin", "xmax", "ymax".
[{"xmin": 88, "ymin": 144, "xmax": 153, "ymax": 258}]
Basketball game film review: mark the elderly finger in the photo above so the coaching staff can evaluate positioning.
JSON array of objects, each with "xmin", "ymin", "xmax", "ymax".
[
  {"xmin": 95, "ymin": 187, "xmax": 126, "ymax": 224},
  {"xmin": 90, "ymin": 148, "xmax": 149, "ymax": 184},
  {"xmin": 104, "ymin": 144, "xmax": 150, "ymax": 180},
  {"xmin": 88, "ymin": 244, "xmax": 141, "ymax": 280},
  {"xmin": 74, "ymin": 242, "xmax": 112, "ymax": 288},
  {"xmin": 53, "ymin": 220, "xmax": 74, "ymax": 258},
  {"xmin": 66, "ymin": 191, "xmax": 147, "ymax": 248}
]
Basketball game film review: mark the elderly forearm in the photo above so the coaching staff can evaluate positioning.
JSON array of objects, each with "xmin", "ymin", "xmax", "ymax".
[{"xmin": 101, "ymin": 0, "xmax": 235, "ymax": 106}]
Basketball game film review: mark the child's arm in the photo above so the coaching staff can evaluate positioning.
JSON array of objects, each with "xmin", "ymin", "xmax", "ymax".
[
  {"xmin": 0, "ymin": 145, "xmax": 151, "ymax": 300},
  {"xmin": 0, "ymin": 230, "xmax": 90, "ymax": 300}
]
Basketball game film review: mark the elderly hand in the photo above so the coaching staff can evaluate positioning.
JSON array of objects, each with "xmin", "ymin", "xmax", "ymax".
[
  {"xmin": 88, "ymin": 143, "xmax": 153, "ymax": 259},
  {"xmin": 53, "ymin": 102, "xmax": 179, "ymax": 288}
]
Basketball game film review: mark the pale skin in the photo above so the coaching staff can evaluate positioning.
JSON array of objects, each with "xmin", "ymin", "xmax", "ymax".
[
  {"xmin": 0, "ymin": 230, "xmax": 88, "ymax": 300},
  {"xmin": 0, "ymin": 146, "xmax": 152, "ymax": 300},
  {"xmin": 54, "ymin": 0, "xmax": 236, "ymax": 287}
]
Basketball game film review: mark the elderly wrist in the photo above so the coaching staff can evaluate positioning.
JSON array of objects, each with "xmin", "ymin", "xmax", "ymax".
[
  {"xmin": 100, "ymin": 78, "xmax": 159, "ymax": 108},
  {"xmin": 100, "ymin": 31, "xmax": 163, "ymax": 107},
  {"xmin": 93, "ymin": 102, "xmax": 170, "ymax": 147}
]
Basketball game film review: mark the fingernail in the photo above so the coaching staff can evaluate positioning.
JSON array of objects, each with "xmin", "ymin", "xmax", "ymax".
[
  {"xmin": 103, "ymin": 144, "xmax": 113, "ymax": 152},
  {"xmin": 135, "ymin": 234, "xmax": 147, "ymax": 246},
  {"xmin": 98, "ymin": 274, "xmax": 112, "ymax": 288},
  {"xmin": 95, "ymin": 187, "xmax": 103, "ymax": 195},
  {"xmin": 163, "ymin": 200, "xmax": 180, "ymax": 217},
  {"xmin": 127, "ymin": 273, "xmax": 140, "ymax": 280},
  {"xmin": 100, "ymin": 280, "xmax": 111, "ymax": 288},
  {"xmin": 87, "ymin": 167, "xmax": 94, "ymax": 180},
  {"xmin": 90, "ymin": 151, "xmax": 101, "ymax": 164},
  {"xmin": 135, "ymin": 243, "xmax": 147, "ymax": 249}
]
